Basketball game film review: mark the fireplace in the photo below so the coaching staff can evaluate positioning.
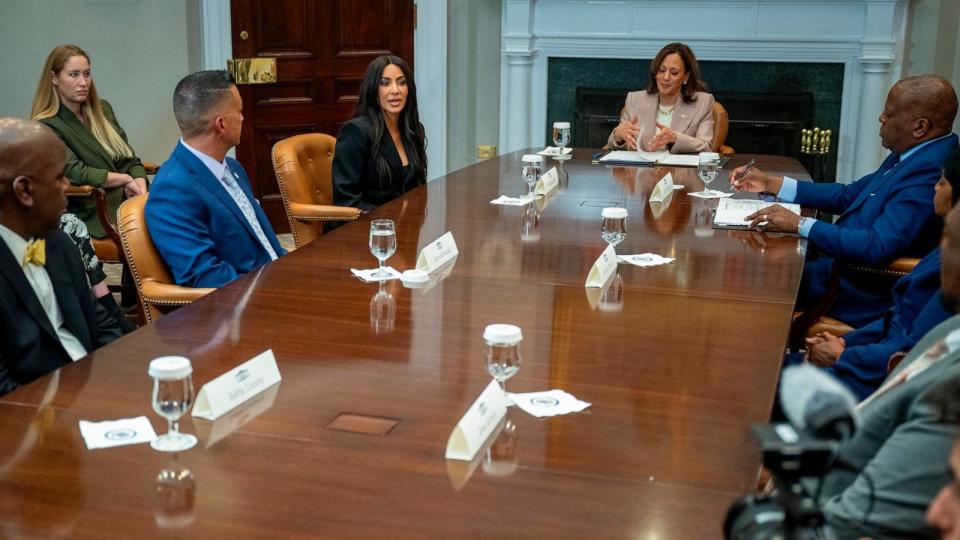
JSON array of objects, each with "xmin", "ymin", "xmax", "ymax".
[{"xmin": 500, "ymin": 0, "xmax": 911, "ymax": 183}]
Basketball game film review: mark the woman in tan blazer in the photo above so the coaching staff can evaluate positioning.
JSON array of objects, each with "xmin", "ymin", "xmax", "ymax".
[{"xmin": 607, "ymin": 42, "xmax": 714, "ymax": 154}]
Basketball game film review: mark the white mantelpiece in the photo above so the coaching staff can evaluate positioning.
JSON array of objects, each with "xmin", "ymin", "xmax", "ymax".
[{"xmin": 500, "ymin": 0, "xmax": 911, "ymax": 181}]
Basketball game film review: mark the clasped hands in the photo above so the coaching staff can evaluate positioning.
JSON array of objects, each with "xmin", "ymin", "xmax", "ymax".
[
  {"xmin": 613, "ymin": 115, "xmax": 677, "ymax": 152},
  {"xmin": 123, "ymin": 175, "xmax": 148, "ymax": 198},
  {"xmin": 727, "ymin": 165, "xmax": 800, "ymax": 233}
]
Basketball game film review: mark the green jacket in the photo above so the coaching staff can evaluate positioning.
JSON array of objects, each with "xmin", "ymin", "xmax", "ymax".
[{"xmin": 40, "ymin": 100, "xmax": 146, "ymax": 238}]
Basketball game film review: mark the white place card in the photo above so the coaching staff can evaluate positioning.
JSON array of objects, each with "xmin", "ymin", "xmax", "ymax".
[
  {"xmin": 585, "ymin": 244, "xmax": 618, "ymax": 288},
  {"xmin": 195, "ymin": 382, "xmax": 280, "ymax": 448},
  {"xmin": 416, "ymin": 231, "xmax": 459, "ymax": 273},
  {"xmin": 649, "ymin": 172, "xmax": 675, "ymax": 203},
  {"xmin": 192, "ymin": 350, "xmax": 282, "ymax": 421},
  {"xmin": 79, "ymin": 416, "xmax": 157, "ymax": 450},
  {"xmin": 535, "ymin": 167, "xmax": 560, "ymax": 196},
  {"xmin": 445, "ymin": 380, "xmax": 510, "ymax": 461}
]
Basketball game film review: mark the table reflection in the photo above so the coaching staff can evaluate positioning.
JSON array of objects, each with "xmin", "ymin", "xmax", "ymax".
[
  {"xmin": 482, "ymin": 418, "xmax": 519, "ymax": 477},
  {"xmin": 521, "ymin": 203, "xmax": 541, "ymax": 242},
  {"xmin": 155, "ymin": 453, "xmax": 196, "ymax": 528},
  {"xmin": 370, "ymin": 281, "xmax": 396, "ymax": 334}
]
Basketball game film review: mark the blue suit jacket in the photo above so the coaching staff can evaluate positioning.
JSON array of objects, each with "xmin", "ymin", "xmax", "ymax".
[
  {"xmin": 797, "ymin": 133, "xmax": 958, "ymax": 326},
  {"xmin": 145, "ymin": 142, "xmax": 286, "ymax": 288},
  {"xmin": 826, "ymin": 248, "xmax": 951, "ymax": 399}
]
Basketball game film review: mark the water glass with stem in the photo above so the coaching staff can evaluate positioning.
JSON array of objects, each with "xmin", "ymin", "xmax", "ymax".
[
  {"xmin": 552, "ymin": 122, "xmax": 571, "ymax": 160},
  {"xmin": 149, "ymin": 356, "xmax": 198, "ymax": 452},
  {"xmin": 369, "ymin": 219, "xmax": 397, "ymax": 279}
]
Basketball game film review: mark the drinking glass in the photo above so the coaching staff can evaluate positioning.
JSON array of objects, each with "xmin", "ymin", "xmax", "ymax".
[
  {"xmin": 552, "ymin": 122, "xmax": 571, "ymax": 160},
  {"xmin": 483, "ymin": 324, "xmax": 522, "ymax": 393},
  {"xmin": 601, "ymin": 207, "xmax": 628, "ymax": 248},
  {"xmin": 370, "ymin": 282, "xmax": 396, "ymax": 334},
  {"xmin": 520, "ymin": 154, "xmax": 543, "ymax": 198},
  {"xmin": 369, "ymin": 219, "xmax": 397, "ymax": 278},
  {"xmin": 149, "ymin": 356, "xmax": 197, "ymax": 452},
  {"xmin": 695, "ymin": 152, "xmax": 721, "ymax": 197}
]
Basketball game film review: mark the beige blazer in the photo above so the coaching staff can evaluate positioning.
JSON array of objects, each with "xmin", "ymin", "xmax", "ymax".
[{"xmin": 607, "ymin": 90, "xmax": 715, "ymax": 154}]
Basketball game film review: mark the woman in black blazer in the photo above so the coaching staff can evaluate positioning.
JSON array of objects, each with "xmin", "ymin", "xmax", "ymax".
[{"xmin": 332, "ymin": 55, "xmax": 427, "ymax": 212}]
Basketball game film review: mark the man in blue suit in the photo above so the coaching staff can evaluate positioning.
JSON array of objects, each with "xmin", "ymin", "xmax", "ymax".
[
  {"xmin": 804, "ymin": 148, "xmax": 960, "ymax": 400},
  {"xmin": 146, "ymin": 70, "xmax": 285, "ymax": 288},
  {"xmin": 729, "ymin": 74, "xmax": 959, "ymax": 327}
]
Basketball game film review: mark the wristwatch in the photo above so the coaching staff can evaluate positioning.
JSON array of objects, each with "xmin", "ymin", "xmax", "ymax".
[{"xmin": 797, "ymin": 216, "xmax": 812, "ymax": 235}]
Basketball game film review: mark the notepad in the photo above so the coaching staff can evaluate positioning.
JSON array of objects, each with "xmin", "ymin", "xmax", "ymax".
[
  {"xmin": 599, "ymin": 150, "xmax": 700, "ymax": 167},
  {"xmin": 712, "ymin": 198, "xmax": 802, "ymax": 229}
]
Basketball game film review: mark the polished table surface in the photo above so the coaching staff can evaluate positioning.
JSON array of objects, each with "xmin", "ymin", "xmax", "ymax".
[{"xmin": 0, "ymin": 151, "xmax": 810, "ymax": 538}]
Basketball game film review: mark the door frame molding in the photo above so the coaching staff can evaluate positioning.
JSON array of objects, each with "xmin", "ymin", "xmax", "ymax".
[{"xmin": 198, "ymin": 0, "xmax": 447, "ymax": 180}]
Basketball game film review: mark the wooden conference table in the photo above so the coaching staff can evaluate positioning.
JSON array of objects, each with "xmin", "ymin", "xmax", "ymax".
[{"xmin": 0, "ymin": 151, "xmax": 810, "ymax": 538}]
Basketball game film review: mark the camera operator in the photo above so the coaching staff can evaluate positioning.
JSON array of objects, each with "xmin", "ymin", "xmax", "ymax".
[{"xmin": 729, "ymin": 206, "xmax": 960, "ymax": 539}]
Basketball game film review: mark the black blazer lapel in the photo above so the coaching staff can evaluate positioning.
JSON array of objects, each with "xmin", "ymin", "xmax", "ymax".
[{"xmin": 0, "ymin": 244, "xmax": 62, "ymax": 345}]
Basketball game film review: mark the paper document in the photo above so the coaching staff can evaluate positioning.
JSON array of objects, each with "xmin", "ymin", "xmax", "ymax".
[
  {"xmin": 599, "ymin": 150, "xmax": 700, "ymax": 167},
  {"xmin": 713, "ymin": 198, "xmax": 802, "ymax": 229}
]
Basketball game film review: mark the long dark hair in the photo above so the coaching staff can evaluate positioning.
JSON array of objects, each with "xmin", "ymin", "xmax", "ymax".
[
  {"xmin": 645, "ymin": 42, "xmax": 703, "ymax": 103},
  {"xmin": 354, "ymin": 55, "xmax": 427, "ymax": 186}
]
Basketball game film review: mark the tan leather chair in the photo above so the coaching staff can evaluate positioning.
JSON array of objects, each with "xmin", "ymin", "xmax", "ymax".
[
  {"xmin": 116, "ymin": 194, "xmax": 214, "ymax": 324},
  {"xmin": 712, "ymin": 101, "xmax": 734, "ymax": 154},
  {"xmin": 272, "ymin": 133, "xmax": 361, "ymax": 248}
]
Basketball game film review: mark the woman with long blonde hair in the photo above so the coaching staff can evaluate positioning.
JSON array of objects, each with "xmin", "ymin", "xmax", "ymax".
[{"xmin": 31, "ymin": 44, "xmax": 147, "ymax": 238}]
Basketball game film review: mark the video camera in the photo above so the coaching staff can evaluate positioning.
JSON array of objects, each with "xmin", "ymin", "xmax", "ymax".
[{"xmin": 723, "ymin": 365, "xmax": 859, "ymax": 540}]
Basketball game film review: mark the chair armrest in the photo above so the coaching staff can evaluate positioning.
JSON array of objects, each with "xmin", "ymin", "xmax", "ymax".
[
  {"xmin": 66, "ymin": 185, "xmax": 96, "ymax": 197},
  {"xmin": 720, "ymin": 145, "xmax": 735, "ymax": 155},
  {"xmin": 141, "ymin": 282, "xmax": 214, "ymax": 306},
  {"xmin": 289, "ymin": 202, "xmax": 361, "ymax": 222},
  {"xmin": 143, "ymin": 162, "xmax": 159, "ymax": 175},
  {"xmin": 846, "ymin": 257, "xmax": 920, "ymax": 278}
]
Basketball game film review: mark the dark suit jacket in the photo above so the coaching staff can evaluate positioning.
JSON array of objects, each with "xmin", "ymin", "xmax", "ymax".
[
  {"xmin": 39, "ymin": 100, "xmax": 146, "ymax": 238},
  {"xmin": 798, "ymin": 133, "xmax": 959, "ymax": 327},
  {"xmin": 332, "ymin": 116, "xmax": 425, "ymax": 212},
  {"xmin": 0, "ymin": 231, "xmax": 117, "ymax": 395},
  {"xmin": 145, "ymin": 141, "xmax": 285, "ymax": 288},
  {"xmin": 827, "ymin": 248, "xmax": 951, "ymax": 400}
]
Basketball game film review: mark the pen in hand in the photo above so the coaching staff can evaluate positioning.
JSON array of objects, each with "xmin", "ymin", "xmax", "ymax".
[{"xmin": 732, "ymin": 158, "xmax": 756, "ymax": 189}]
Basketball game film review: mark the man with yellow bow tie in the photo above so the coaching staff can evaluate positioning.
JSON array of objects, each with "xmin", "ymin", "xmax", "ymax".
[{"xmin": 0, "ymin": 117, "xmax": 124, "ymax": 396}]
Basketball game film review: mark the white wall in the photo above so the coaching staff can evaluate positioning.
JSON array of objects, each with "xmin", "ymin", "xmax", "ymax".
[
  {"xmin": 904, "ymin": 0, "xmax": 960, "ymax": 134},
  {"xmin": 447, "ymin": 0, "xmax": 502, "ymax": 173},
  {"xmin": 0, "ymin": 0, "xmax": 196, "ymax": 165}
]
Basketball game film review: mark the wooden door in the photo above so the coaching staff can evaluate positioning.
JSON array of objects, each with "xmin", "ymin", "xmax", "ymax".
[{"xmin": 230, "ymin": 0, "xmax": 415, "ymax": 231}]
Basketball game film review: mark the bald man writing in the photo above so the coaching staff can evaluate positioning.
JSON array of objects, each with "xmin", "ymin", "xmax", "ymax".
[
  {"xmin": 0, "ymin": 118, "xmax": 123, "ymax": 396},
  {"xmin": 729, "ymin": 74, "xmax": 959, "ymax": 327}
]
